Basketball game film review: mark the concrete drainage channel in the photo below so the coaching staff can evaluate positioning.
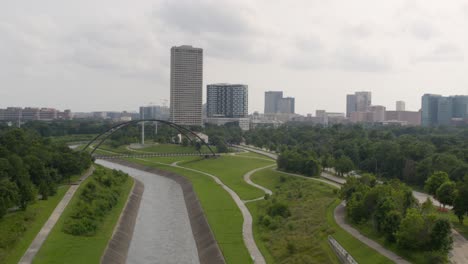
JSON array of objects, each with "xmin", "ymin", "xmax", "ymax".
[{"xmin": 97, "ymin": 159, "xmax": 225, "ymax": 264}]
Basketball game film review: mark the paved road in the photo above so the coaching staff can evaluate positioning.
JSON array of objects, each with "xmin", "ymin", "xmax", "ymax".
[
  {"xmin": 97, "ymin": 160, "xmax": 199, "ymax": 264},
  {"xmin": 19, "ymin": 167, "xmax": 94, "ymax": 264}
]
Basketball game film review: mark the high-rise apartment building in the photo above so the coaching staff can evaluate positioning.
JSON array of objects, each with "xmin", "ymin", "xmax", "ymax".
[
  {"xmin": 170, "ymin": 45, "xmax": 203, "ymax": 126},
  {"xmin": 264, "ymin": 91, "xmax": 295, "ymax": 114},
  {"xmin": 396, "ymin": 101, "xmax": 406, "ymax": 111},
  {"xmin": 207, "ymin": 84, "xmax": 248, "ymax": 118}
]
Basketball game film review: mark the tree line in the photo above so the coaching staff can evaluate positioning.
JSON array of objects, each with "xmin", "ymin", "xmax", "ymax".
[{"xmin": 0, "ymin": 128, "xmax": 91, "ymax": 218}]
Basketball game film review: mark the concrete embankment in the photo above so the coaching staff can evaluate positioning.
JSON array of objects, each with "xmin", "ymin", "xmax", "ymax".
[{"xmin": 97, "ymin": 159, "xmax": 225, "ymax": 264}]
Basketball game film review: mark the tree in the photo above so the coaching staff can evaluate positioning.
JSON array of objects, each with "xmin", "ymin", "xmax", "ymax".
[
  {"xmin": 425, "ymin": 171, "xmax": 450, "ymax": 196},
  {"xmin": 216, "ymin": 141, "xmax": 228, "ymax": 153},
  {"xmin": 453, "ymin": 177, "xmax": 468, "ymax": 224},
  {"xmin": 436, "ymin": 181, "xmax": 455, "ymax": 208},
  {"xmin": 181, "ymin": 137, "xmax": 189, "ymax": 147},
  {"xmin": 396, "ymin": 208, "xmax": 426, "ymax": 249},
  {"xmin": 429, "ymin": 218, "xmax": 453, "ymax": 252},
  {"xmin": 335, "ymin": 156, "xmax": 354, "ymax": 176}
]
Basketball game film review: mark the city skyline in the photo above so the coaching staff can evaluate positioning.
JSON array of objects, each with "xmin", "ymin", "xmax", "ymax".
[{"xmin": 2, "ymin": 0, "xmax": 468, "ymax": 114}]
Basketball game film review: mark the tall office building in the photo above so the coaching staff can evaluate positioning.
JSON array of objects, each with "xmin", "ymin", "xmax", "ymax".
[
  {"xmin": 437, "ymin": 97, "xmax": 453, "ymax": 126},
  {"xmin": 346, "ymin": 91, "xmax": 371, "ymax": 117},
  {"xmin": 396, "ymin": 101, "xmax": 406, "ymax": 111},
  {"xmin": 355, "ymin": 92, "xmax": 372, "ymax": 112},
  {"xmin": 421, "ymin": 94, "xmax": 442, "ymax": 126},
  {"xmin": 264, "ymin": 91, "xmax": 283, "ymax": 113},
  {"xmin": 207, "ymin": 84, "xmax": 248, "ymax": 118},
  {"xmin": 346, "ymin": 94, "xmax": 357, "ymax": 117},
  {"xmin": 277, "ymin": 97, "xmax": 295, "ymax": 114},
  {"xmin": 170, "ymin": 45, "xmax": 203, "ymax": 126},
  {"xmin": 264, "ymin": 91, "xmax": 295, "ymax": 114},
  {"xmin": 452, "ymin": 95, "xmax": 468, "ymax": 118}
]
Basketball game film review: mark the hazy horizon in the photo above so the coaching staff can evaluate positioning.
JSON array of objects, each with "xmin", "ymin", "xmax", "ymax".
[{"xmin": 2, "ymin": 0, "xmax": 468, "ymax": 114}]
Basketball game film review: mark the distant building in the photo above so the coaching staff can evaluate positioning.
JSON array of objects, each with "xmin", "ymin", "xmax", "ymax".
[
  {"xmin": 205, "ymin": 117, "xmax": 250, "ymax": 131},
  {"xmin": 421, "ymin": 94, "xmax": 468, "ymax": 126},
  {"xmin": 139, "ymin": 105, "xmax": 170, "ymax": 120},
  {"xmin": 264, "ymin": 91, "xmax": 295, "ymax": 114},
  {"xmin": 385, "ymin": 111, "xmax": 421, "ymax": 126},
  {"xmin": 346, "ymin": 91, "xmax": 371, "ymax": 117},
  {"xmin": 396, "ymin": 101, "xmax": 406, "ymax": 111},
  {"xmin": 264, "ymin": 91, "xmax": 283, "ymax": 113},
  {"xmin": 207, "ymin": 84, "xmax": 248, "ymax": 118},
  {"xmin": 0, "ymin": 107, "xmax": 71, "ymax": 123},
  {"xmin": 277, "ymin": 97, "xmax": 295, "ymax": 114},
  {"xmin": 170, "ymin": 45, "xmax": 203, "ymax": 126},
  {"xmin": 367, "ymin": 105, "xmax": 386, "ymax": 122}
]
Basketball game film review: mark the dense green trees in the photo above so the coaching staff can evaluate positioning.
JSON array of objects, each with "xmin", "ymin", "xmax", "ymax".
[
  {"xmin": 342, "ymin": 175, "xmax": 453, "ymax": 259},
  {"xmin": 277, "ymin": 149, "xmax": 321, "ymax": 177},
  {"xmin": 245, "ymin": 124, "xmax": 468, "ymax": 186},
  {"xmin": 0, "ymin": 128, "xmax": 91, "ymax": 218}
]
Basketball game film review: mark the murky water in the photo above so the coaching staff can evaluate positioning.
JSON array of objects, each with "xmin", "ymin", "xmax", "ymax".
[{"xmin": 96, "ymin": 160, "xmax": 200, "ymax": 264}]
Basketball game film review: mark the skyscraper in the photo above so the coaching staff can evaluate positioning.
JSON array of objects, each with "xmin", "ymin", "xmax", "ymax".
[
  {"xmin": 437, "ymin": 97, "xmax": 453, "ymax": 126},
  {"xmin": 207, "ymin": 84, "xmax": 248, "ymax": 118},
  {"xmin": 170, "ymin": 45, "xmax": 203, "ymax": 126},
  {"xmin": 452, "ymin": 95, "xmax": 468, "ymax": 118},
  {"xmin": 264, "ymin": 91, "xmax": 283, "ymax": 113}
]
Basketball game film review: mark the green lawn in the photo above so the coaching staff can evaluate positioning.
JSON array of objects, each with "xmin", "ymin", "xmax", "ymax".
[
  {"xmin": 249, "ymin": 168, "xmax": 392, "ymax": 264},
  {"xmin": 129, "ymin": 157, "xmax": 253, "ymax": 264},
  {"xmin": 136, "ymin": 143, "xmax": 217, "ymax": 154},
  {"xmin": 33, "ymin": 168, "xmax": 134, "ymax": 264},
  {"xmin": 233, "ymin": 151, "xmax": 275, "ymax": 160},
  {"xmin": 0, "ymin": 186, "xmax": 69, "ymax": 264},
  {"xmin": 178, "ymin": 155, "xmax": 275, "ymax": 200}
]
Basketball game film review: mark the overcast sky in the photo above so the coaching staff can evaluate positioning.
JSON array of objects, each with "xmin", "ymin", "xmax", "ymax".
[{"xmin": 1, "ymin": 0, "xmax": 468, "ymax": 114}]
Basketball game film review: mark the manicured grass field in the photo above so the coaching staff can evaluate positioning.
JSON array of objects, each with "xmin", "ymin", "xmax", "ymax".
[
  {"xmin": 232, "ymin": 151, "xmax": 275, "ymax": 160},
  {"xmin": 250, "ymin": 168, "xmax": 393, "ymax": 264},
  {"xmin": 129, "ymin": 157, "xmax": 253, "ymax": 264},
  {"xmin": 33, "ymin": 168, "xmax": 134, "ymax": 264},
  {"xmin": 178, "ymin": 155, "xmax": 275, "ymax": 200},
  {"xmin": 136, "ymin": 143, "xmax": 217, "ymax": 154},
  {"xmin": 0, "ymin": 186, "xmax": 69, "ymax": 264}
]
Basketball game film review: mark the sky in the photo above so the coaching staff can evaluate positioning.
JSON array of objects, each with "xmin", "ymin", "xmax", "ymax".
[{"xmin": 1, "ymin": 0, "xmax": 468, "ymax": 114}]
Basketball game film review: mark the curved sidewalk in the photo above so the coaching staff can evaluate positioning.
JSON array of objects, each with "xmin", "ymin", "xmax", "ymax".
[{"xmin": 18, "ymin": 166, "xmax": 95, "ymax": 264}]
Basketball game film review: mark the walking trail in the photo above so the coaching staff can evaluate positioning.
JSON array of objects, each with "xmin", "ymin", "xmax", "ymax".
[{"xmin": 18, "ymin": 166, "xmax": 95, "ymax": 264}]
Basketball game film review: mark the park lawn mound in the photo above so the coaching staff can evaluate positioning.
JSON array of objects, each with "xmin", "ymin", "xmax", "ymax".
[
  {"xmin": 249, "ymin": 169, "xmax": 393, "ymax": 264},
  {"xmin": 33, "ymin": 166, "xmax": 134, "ymax": 264},
  {"xmin": 0, "ymin": 186, "xmax": 69, "ymax": 264}
]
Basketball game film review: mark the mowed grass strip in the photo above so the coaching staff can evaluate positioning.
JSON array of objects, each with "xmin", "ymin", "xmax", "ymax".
[
  {"xmin": 33, "ymin": 167, "xmax": 134, "ymax": 264},
  {"xmin": 179, "ymin": 155, "xmax": 275, "ymax": 200},
  {"xmin": 0, "ymin": 186, "xmax": 69, "ymax": 264},
  {"xmin": 130, "ymin": 157, "xmax": 253, "ymax": 264},
  {"xmin": 250, "ymin": 169, "xmax": 393, "ymax": 264}
]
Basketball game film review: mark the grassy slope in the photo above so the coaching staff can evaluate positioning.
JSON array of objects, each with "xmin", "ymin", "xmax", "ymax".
[
  {"xmin": 232, "ymin": 151, "xmax": 275, "ymax": 160},
  {"xmin": 129, "ymin": 157, "xmax": 253, "ymax": 264},
  {"xmin": 0, "ymin": 186, "xmax": 69, "ymax": 264},
  {"xmin": 33, "ymin": 169, "xmax": 134, "ymax": 264},
  {"xmin": 250, "ymin": 169, "xmax": 392, "ymax": 264},
  {"xmin": 179, "ymin": 155, "xmax": 275, "ymax": 200}
]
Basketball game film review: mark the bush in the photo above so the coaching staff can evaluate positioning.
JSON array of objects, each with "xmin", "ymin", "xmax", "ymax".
[
  {"xmin": 267, "ymin": 202, "xmax": 291, "ymax": 218},
  {"xmin": 63, "ymin": 168, "xmax": 128, "ymax": 236}
]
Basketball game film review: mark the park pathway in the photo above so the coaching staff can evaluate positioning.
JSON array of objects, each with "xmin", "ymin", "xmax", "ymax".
[{"xmin": 18, "ymin": 166, "xmax": 95, "ymax": 264}]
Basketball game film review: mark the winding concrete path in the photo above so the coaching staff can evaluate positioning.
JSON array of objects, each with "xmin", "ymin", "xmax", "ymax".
[{"xmin": 19, "ymin": 166, "xmax": 95, "ymax": 264}]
